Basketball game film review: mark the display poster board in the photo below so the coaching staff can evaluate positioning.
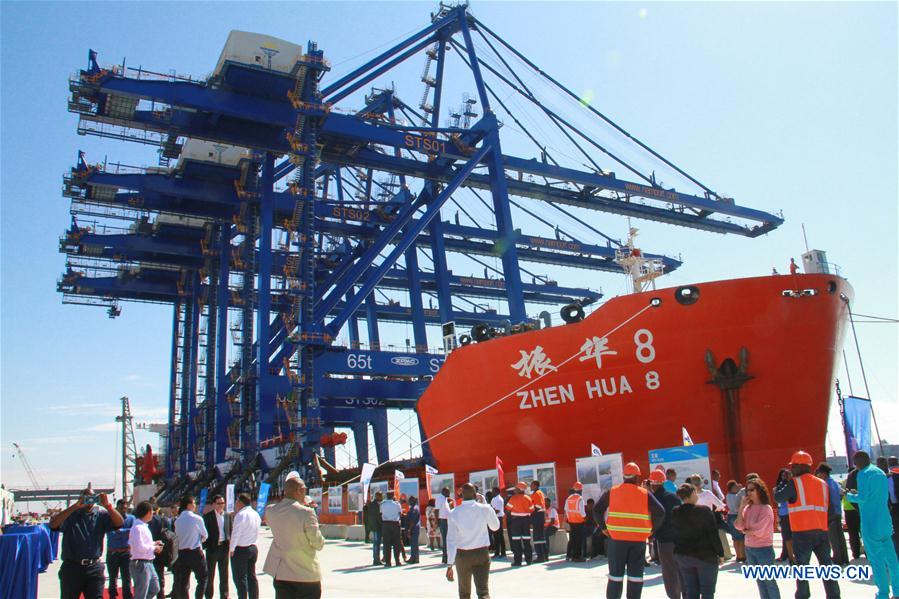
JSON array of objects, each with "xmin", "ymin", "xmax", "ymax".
[
  {"xmin": 347, "ymin": 482, "xmax": 363, "ymax": 513},
  {"xmin": 309, "ymin": 488, "xmax": 323, "ymax": 513},
  {"xmin": 369, "ymin": 480, "xmax": 389, "ymax": 500},
  {"xmin": 429, "ymin": 473, "xmax": 455, "ymax": 500},
  {"xmin": 328, "ymin": 488, "xmax": 343, "ymax": 514},
  {"xmin": 575, "ymin": 453, "xmax": 624, "ymax": 504},
  {"xmin": 517, "ymin": 462, "xmax": 558, "ymax": 509},
  {"xmin": 469, "ymin": 469, "xmax": 499, "ymax": 495},
  {"xmin": 649, "ymin": 443, "xmax": 711, "ymax": 487},
  {"xmin": 398, "ymin": 477, "xmax": 420, "ymax": 505}
]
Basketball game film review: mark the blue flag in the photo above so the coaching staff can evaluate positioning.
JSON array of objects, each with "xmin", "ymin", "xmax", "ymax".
[
  {"xmin": 256, "ymin": 483, "xmax": 271, "ymax": 517},
  {"xmin": 843, "ymin": 396, "xmax": 872, "ymax": 457},
  {"xmin": 198, "ymin": 488, "xmax": 208, "ymax": 513}
]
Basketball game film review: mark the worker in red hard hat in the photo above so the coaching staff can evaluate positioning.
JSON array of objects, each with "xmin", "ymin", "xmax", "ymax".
[
  {"xmin": 774, "ymin": 450, "xmax": 840, "ymax": 599},
  {"xmin": 594, "ymin": 462, "xmax": 665, "ymax": 599},
  {"xmin": 505, "ymin": 481, "xmax": 534, "ymax": 566},
  {"xmin": 648, "ymin": 468, "xmax": 682, "ymax": 599},
  {"xmin": 565, "ymin": 482, "xmax": 587, "ymax": 562}
]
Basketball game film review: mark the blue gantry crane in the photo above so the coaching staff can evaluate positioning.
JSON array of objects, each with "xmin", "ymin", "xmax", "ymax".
[{"xmin": 58, "ymin": 4, "xmax": 782, "ymax": 493}]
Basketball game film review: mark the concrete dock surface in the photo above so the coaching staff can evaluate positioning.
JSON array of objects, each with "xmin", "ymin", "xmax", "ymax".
[{"xmin": 37, "ymin": 527, "xmax": 881, "ymax": 598}]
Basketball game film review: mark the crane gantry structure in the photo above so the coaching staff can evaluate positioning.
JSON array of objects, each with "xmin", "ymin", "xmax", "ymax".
[{"xmin": 57, "ymin": 4, "xmax": 782, "ymax": 496}]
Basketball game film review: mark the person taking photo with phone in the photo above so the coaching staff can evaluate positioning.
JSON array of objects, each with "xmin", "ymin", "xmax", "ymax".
[{"xmin": 50, "ymin": 485, "xmax": 125, "ymax": 599}]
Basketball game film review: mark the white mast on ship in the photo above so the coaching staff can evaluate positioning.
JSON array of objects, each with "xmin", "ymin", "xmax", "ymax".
[{"xmin": 614, "ymin": 226, "xmax": 666, "ymax": 294}]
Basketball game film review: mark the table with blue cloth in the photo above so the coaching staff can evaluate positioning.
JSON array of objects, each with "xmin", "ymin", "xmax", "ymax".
[{"xmin": 1, "ymin": 524, "xmax": 60, "ymax": 599}]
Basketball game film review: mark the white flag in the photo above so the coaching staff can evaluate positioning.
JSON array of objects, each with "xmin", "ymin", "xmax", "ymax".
[
  {"xmin": 360, "ymin": 463, "xmax": 376, "ymax": 502},
  {"xmin": 394, "ymin": 470, "xmax": 406, "ymax": 481},
  {"xmin": 425, "ymin": 464, "xmax": 438, "ymax": 475},
  {"xmin": 225, "ymin": 484, "xmax": 235, "ymax": 513},
  {"xmin": 682, "ymin": 427, "xmax": 694, "ymax": 447},
  {"xmin": 591, "ymin": 443, "xmax": 602, "ymax": 457}
]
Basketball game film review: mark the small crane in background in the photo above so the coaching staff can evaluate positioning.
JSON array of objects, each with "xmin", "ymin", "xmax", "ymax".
[
  {"xmin": 116, "ymin": 396, "xmax": 138, "ymax": 503},
  {"xmin": 11, "ymin": 442, "xmax": 56, "ymax": 511}
]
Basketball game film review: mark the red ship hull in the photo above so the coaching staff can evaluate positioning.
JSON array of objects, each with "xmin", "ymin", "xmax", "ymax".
[{"xmin": 418, "ymin": 274, "xmax": 852, "ymax": 496}]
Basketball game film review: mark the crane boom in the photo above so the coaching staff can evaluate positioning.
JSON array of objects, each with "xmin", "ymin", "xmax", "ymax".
[{"xmin": 12, "ymin": 442, "xmax": 53, "ymax": 510}]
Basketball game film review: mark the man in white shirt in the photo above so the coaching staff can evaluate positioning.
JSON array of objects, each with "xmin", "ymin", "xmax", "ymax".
[
  {"xmin": 435, "ymin": 487, "xmax": 451, "ymax": 564},
  {"xmin": 689, "ymin": 474, "xmax": 733, "ymax": 560},
  {"xmin": 174, "ymin": 495, "xmax": 209, "ymax": 599},
  {"xmin": 379, "ymin": 492, "xmax": 403, "ymax": 567},
  {"xmin": 129, "ymin": 501, "xmax": 163, "ymax": 599},
  {"xmin": 690, "ymin": 474, "xmax": 725, "ymax": 510},
  {"xmin": 446, "ymin": 483, "xmax": 500, "ymax": 599},
  {"xmin": 229, "ymin": 493, "xmax": 262, "ymax": 599},
  {"xmin": 489, "ymin": 487, "xmax": 507, "ymax": 558},
  {"xmin": 710, "ymin": 470, "xmax": 725, "ymax": 501}
]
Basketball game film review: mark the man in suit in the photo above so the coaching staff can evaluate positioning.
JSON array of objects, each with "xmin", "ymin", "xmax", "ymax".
[
  {"xmin": 263, "ymin": 477, "xmax": 325, "ymax": 599},
  {"xmin": 202, "ymin": 494, "xmax": 232, "ymax": 599}
]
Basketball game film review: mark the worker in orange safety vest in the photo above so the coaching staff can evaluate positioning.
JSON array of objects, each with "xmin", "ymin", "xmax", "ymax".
[
  {"xmin": 594, "ymin": 462, "xmax": 665, "ymax": 599},
  {"xmin": 773, "ymin": 450, "xmax": 840, "ymax": 599},
  {"xmin": 505, "ymin": 482, "xmax": 535, "ymax": 566},
  {"xmin": 565, "ymin": 482, "xmax": 587, "ymax": 562}
]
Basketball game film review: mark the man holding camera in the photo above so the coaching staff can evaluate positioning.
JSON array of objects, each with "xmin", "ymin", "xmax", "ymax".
[{"xmin": 50, "ymin": 486, "xmax": 125, "ymax": 599}]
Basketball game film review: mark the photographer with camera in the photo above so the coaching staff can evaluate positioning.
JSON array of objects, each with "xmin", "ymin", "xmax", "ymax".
[{"xmin": 49, "ymin": 485, "xmax": 125, "ymax": 599}]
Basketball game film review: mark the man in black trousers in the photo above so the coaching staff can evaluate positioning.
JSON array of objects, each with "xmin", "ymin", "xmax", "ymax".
[
  {"xmin": 202, "ymin": 494, "xmax": 232, "ymax": 599},
  {"xmin": 147, "ymin": 500, "xmax": 173, "ymax": 599},
  {"xmin": 49, "ymin": 486, "xmax": 125, "ymax": 599}
]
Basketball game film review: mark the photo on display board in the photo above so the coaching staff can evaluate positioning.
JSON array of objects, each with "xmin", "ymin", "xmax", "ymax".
[
  {"xmin": 469, "ymin": 469, "xmax": 499, "ymax": 494},
  {"xmin": 328, "ymin": 489, "xmax": 343, "ymax": 514},
  {"xmin": 648, "ymin": 443, "xmax": 711, "ymax": 486},
  {"xmin": 517, "ymin": 462, "xmax": 558, "ymax": 508},
  {"xmin": 369, "ymin": 480, "xmax": 389, "ymax": 499},
  {"xmin": 308, "ymin": 488, "xmax": 323, "ymax": 513},
  {"xmin": 347, "ymin": 483, "xmax": 363, "ymax": 513},
  {"xmin": 575, "ymin": 453, "xmax": 624, "ymax": 504},
  {"xmin": 429, "ymin": 473, "xmax": 455, "ymax": 498},
  {"xmin": 399, "ymin": 478, "xmax": 419, "ymax": 504}
]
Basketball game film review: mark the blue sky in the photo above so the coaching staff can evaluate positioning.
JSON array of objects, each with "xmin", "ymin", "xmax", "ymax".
[{"xmin": 2, "ymin": 2, "xmax": 896, "ymax": 503}]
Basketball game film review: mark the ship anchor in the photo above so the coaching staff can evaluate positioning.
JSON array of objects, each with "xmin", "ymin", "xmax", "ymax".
[{"xmin": 705, "ymin": 347, "xmax": 754, "ymax": 479}]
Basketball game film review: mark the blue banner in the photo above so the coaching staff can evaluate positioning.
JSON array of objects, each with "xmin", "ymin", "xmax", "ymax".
[
  {"xmin": 256, "ymin": 483, "xmax": 271, "ymax": 517},
  {"xmin": 843, "ymin": 396, "xmax": 872, "ymax": 457},
  {"xmin": 198, "ymin": 488, "xmax": 208, "ymax": 513}
]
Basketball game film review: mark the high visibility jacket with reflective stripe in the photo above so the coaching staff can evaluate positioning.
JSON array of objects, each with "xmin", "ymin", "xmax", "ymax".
[
  {"xmin": 605, "ymin": 483, "xmax": 653, "ymax": 542},
  {"xmin": 506, "ymin": 493, "xmax": 534, "ymax": 516},
  {"xmin": 787, "ymin": 474, "xmax": 829, "ymax": 532},
  {"xmin": 545, "ymin": 507, "xmax": 559, "ymax": 528},
  {"xmin": 565, "ymin": 494, "xmax": 586, "ymax": 523},
  {"xmin": 530, "ymin": 490, "xmax": 546, "ymax": 512}
]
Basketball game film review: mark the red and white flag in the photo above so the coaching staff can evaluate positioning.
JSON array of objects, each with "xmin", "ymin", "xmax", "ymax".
[
  {"xmin": 394, "ymin": 470, "xmax": 405, "ymax": 499},
  {"xmin": 424, "ymin": 464, "xmax": 438, "ymax": 502}
]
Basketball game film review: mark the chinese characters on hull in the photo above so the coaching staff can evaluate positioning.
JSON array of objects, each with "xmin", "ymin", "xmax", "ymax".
[
  {"xmin": 511, "ymin": 345, "xmax": 558, "ymax": 379},
  {"xmin": 579, "ymin": 336, "xmax": 617, "ymax": 369}
]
